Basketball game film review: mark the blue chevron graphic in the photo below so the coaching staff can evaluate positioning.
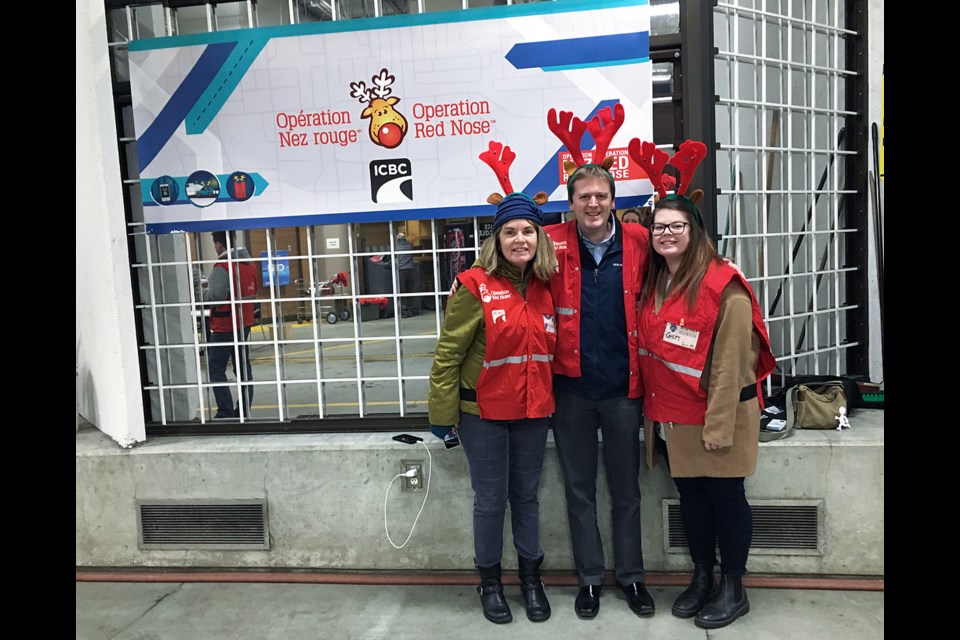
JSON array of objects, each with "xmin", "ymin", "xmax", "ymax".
[
  {"xmin": 505, "ymin": 33, "xmax": 648, "ymax": 71},
  {"xmin": 141, "ymin": 173, "xmax": 269, "ymax": 206}
]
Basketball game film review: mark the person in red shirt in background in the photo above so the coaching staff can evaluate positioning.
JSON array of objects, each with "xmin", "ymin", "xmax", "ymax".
[{"xmin": 200, "ymin": 230, "xmax": 259, "ymax": 419}]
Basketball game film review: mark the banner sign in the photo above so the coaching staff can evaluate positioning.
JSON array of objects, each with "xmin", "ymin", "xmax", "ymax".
[{"xmin": 129, "ymin": 0, "xmax": 653, "ymax": 233}]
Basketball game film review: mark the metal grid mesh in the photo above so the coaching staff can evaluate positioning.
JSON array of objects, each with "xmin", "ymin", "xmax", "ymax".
[
  {"xmin": 713, "ymin": 0, "xmax": 858, "ymax": 388},
  {"xmin": 130, "ymin": 220, "xmax": 485, "ymax": 424}
]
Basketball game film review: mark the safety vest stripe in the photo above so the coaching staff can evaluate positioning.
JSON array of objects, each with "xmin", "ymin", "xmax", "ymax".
[
  {"xmin": 637, "ymin": 348, "xmax": 703, "ymax": 378},
  {"xmin": 484, "ymin": 353, "xmax": 554, "ymax": 368},
  {"xmin": 556, "ymin": 307, "xmax": 575, "ymax": 315}
]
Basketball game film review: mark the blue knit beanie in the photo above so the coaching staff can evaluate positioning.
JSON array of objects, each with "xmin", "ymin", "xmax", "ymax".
[{"xmin": 493, "ymin": 193, "xmax": 544, "ymax": 232}]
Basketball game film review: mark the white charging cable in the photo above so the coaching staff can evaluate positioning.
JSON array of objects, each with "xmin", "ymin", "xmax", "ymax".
[{"xmin": 384, "ymin": 441, "xmax": 432, "ymax": 549}]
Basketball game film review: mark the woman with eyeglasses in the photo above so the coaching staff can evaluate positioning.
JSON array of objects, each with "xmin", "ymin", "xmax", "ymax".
[{"xmin": 637, "ymin": 194, "xmax": 775, "ymax": 630}]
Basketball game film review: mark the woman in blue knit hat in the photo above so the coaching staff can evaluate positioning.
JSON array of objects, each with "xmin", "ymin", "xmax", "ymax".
[{"xmin": 428, "ymin": 192, "xmax": 558, "ymax": 625}]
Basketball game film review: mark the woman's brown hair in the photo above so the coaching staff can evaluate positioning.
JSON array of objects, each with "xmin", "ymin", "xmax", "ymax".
[{"xmin": 641, "ymin": 197, "xmax": 723, "ymax": 311}]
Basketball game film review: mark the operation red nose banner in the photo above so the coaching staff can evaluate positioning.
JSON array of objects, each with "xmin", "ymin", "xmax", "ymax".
[{"xmin": 129, "ymin": 0, "xmax": 655, "ymax": 233}]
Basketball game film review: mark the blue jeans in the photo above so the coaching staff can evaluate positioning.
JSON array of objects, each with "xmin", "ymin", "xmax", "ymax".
[
  {"xmin": 551, "ymin": 387, "xmax": 646, "ymax": 586},
  {"xmin": 207, "ymin": 328, "xmax": 253, "ymax": 417},
  {"xmin": 674, "ymin": 476, "xmax": 752, "ymax": 577},
  {"xmin": 457, "ymin": 413, "xmax": 549, "ymax": 568}
]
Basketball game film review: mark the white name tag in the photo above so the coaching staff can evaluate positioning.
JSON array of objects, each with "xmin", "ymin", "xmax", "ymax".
[
  {"xmin": 543, "ymin": 314, "xmax": 557, "ymax": 334},
  {"xmin": 662, "ymin": 322, "xmax": 699, "ymax": 350}
]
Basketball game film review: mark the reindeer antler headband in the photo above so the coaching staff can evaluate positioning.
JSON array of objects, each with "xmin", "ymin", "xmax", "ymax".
[
  {"xmin": 547, "ymin": 104, "xmax": 625, "ymax": 199},
  {"xmin": 478, "ymin": 141, "xmax": 548, "ymax": 231},
  {"xmin": 627, "ymin": 138, "xmax": 707, "ymax": 224}
]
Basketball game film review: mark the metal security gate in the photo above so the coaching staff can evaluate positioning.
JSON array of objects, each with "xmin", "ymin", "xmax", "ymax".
[
  {"xmin": 105, "ymin": 0, "xmax": 873, "ymax": 430},
  {"xmin": 711, "ymin": 0, "xmax": 869, "ymax": 389}
]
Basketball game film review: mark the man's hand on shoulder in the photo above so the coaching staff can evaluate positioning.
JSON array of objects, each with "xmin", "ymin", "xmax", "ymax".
[{"xmin": 723, "ymin": 257, "xmax": 746, "ymax": 279}]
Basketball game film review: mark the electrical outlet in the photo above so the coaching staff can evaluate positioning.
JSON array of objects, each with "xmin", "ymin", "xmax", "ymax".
[{"xmin": 401, "ymin": 460, "xmax": 424, "ymax": 492}]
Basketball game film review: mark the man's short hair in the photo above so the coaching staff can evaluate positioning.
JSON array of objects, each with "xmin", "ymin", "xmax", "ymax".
[
  {"xmin": 212, "ymin": 230, "xmax": 233, "ymax": 247},
  {"xmin": 567, "ymin": 164, "xmax": 616, "ymax": 202}
]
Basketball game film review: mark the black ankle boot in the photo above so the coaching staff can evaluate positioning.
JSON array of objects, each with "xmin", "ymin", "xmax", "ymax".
[
  {"xmin": 517, "ymin": 555, "xmax": 551, "ymax": 622},
  {"xmin": 671, "ymin": 564, "xmax": 715, "ymax": 618},
  {"xmin": 477, "ymin": 563, "xmax": 513, "ymax": 624},
  {"xmin": 694, "ymin": 574, "xmax": 749, "ymax": 629}
]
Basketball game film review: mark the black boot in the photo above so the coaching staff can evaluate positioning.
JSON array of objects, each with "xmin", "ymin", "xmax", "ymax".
[
  {"xmin": 671, "ymin": 564, "xmax": 715, "ymax": 618},
  {"xmin": 477, "ymin": 563, "xmax": 513, "ymax": 624},
  {"xmin": 517, "ymin": 555, "xmax": 551, "ymax": 622},
  {"xmin": 694, "ymin": 574, "xmax": 749, "ymax": 629}
]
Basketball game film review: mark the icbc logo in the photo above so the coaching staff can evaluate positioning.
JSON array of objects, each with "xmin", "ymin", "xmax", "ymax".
[{"xmin": 370, "ymin": 159, "xmax": 413, "ymax": 203}]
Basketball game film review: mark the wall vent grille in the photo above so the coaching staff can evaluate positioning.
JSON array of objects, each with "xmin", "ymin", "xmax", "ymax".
[
  {"xmin": 663, "ymin": 499, "xmax": 822, "ymax": 556},
  {"xmin": 137, "ymin": 500, "xmax": 269, "ymax": 550}
]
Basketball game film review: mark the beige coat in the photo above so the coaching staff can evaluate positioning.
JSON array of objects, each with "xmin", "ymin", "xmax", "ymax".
[{"xmin": 644, "ymin": 280, "xmax": 762, "ymax": 478}]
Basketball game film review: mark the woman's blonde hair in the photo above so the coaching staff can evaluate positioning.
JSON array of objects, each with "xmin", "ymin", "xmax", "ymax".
[{"xmin": 479, "ymin": 224, "xmax": 557, "ymax": 282}]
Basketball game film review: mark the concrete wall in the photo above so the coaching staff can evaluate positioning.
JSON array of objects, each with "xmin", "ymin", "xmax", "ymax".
[
  {"xmin": 76, "ymin": 411, "xmax": 883, "ymax": 575},
  {"xmin": 76, "ymin": 0, "xmax": 145, "ymax": 447}
]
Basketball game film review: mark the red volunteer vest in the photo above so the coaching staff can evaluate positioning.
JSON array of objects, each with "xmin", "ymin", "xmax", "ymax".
[
  {"xmin": 210, "ymin": 259, "xmax": 259, "ymax": 333},
  {"xmin": 457, "ymin": 268, "xmax": 557, "ymax": 420},
  {"xmin": 637, "ymin": 261, "xmax": 775, "ymax": 424},
  {"xmin": 545, "ymin": 219, "xmax": 649, "ymax": 398}
]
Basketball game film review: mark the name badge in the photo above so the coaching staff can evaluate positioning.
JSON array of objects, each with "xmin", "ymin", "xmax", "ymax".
[
  {"xmin": 662, "ymin": 322, "xmax": 699, "ymax": 350},
  {"xmin": 543, "ymin": 314, "xmax": 557, "ymax": 334}
]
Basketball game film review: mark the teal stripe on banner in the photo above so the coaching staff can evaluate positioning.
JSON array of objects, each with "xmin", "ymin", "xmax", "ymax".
[
  {"xmin": 185, "ymin": 37, "xmax": 269, "ymax": 134},
  {"xmin": 543, "ymin": 57, "xmax": 650, "ymax": 72},
  {"xmin": 129, "ymin": 0, "xmax": 648, "ymax": 51}
]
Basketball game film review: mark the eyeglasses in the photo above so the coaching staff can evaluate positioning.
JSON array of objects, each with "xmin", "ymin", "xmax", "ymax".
[{"xmin": 651, "ymin": 221, "xmax": 690, "ymax": 236}]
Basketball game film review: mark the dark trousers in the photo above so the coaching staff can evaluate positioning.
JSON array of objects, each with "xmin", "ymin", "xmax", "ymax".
[
  {"xmin": 208, "ymin": 327, "xmax": 253, "ymax": 417},
  {"xmin": 458, "ymin": 413, "xmax": 549, "ymax": 568},
  {"xmin": 551, "ymin": 388, "xmax": 646, "ymax": 586},
  {"xmin": 673, "ymin": 476, "xmax": 752, "ymax": 577},
  {"xmin": 398, "ymin": 268, "xmax": 420, "ymax": 315}
]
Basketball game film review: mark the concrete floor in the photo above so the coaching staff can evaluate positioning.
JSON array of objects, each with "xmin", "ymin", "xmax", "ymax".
[{"xmin": 76, "ymin": 580, "xmax": 883, "ymax": 640}]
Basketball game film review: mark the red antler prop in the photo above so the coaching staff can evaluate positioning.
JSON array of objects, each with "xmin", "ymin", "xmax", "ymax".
[
  {"xmin": 478, "ymin": 141, "xmax": 516, "ymax": 195},
  {"xmin": 585, "ymin": 104, "xmax": 625, "ymax": 163},
  {"xmin": 669, "ymin": 140, "xmax": 707, "ymax": 196},
  {"xmin": 627, "ymin": 138, "xmax": 671, "ymax": 198},
  {"xmin": 547, "ymin": 108, "xmax": 588, "ymax": 166}
]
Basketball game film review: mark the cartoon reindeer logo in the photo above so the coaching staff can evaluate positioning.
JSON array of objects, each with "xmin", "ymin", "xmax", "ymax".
[{"xmin": 350, "ymin": 68, "xmax": 408, "ymax": 149}]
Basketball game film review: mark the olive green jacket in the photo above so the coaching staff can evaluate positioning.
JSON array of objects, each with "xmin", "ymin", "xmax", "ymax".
[{"xmin": 428, "ymin": 259, "xmax": 531, "ymax": 427}]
